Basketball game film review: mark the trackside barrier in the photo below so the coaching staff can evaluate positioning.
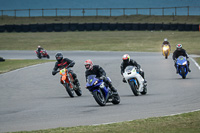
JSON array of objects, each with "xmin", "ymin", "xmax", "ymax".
[{"xmin": 1, "ymin": 23, "xmax": 199, "ymax": 32}]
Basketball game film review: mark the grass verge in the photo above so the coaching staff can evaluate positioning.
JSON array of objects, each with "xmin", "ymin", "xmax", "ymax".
[
  {"xmin": 0, "ymin": 59, "xmax": 53, "ymax": 74},
  {"xmin": 12, "ymin": 110, "xmax": 200, "ymax": 133},
  {"xmin": 0, "ymin": 31, "xmax": 200, "ymax": 55}
]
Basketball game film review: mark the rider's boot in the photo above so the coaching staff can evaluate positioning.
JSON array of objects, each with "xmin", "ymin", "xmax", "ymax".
[
  {"xmin": 188, "ymin": 67, "xmax": 191, "ymax": 72},
  {"xmin": 143, "ymin": 80, "xmax": 147, "ymax": 87}
]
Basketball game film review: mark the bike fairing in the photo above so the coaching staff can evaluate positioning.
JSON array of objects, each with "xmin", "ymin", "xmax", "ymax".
[{"xmin": 176, "ymin": 56, "xmax": 189, "ymax": 78}]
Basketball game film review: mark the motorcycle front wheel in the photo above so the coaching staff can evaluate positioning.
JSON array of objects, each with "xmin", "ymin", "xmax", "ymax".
[
  {"xmin": 93, "ymin": 90, "xmax": 106, "ymax": 106},
  {"xmin": 181, "ymin": 67, "xmax": 186, "ymax": 79},
  {"xmin": 128, "ymin": 81, "xmax": 139, "ymax": 96},
  {"xmin": 64, "ymin": 83, "xmax": 75, "ymax": 97}
]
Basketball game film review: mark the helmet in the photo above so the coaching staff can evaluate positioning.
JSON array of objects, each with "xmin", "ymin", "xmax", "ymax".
[
  {"xmin": 38, "ymin": 45, "xmax": 41, "ymax": 48},
  {"xmin": 55, "ymin": 52, "xmax": 63, "ymax": 62},
  {"xmin": 176, "ymin": 44, "xmax": 182, "ymax": 51},
  {"xmin": 164, "ymin": 38, "xmax": 168, "ymax": 41},
  {"xmin": 122, "ymin": 54, "xmax": 130, "ymax": 63},
  {"xmin": 84, "ymin": 59, "xmax": 93, "ymax": 70}
]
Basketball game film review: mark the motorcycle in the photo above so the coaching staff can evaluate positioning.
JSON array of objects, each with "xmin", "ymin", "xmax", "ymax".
[
  {"xmin": 123, "ymin": 66, "xmax": 147, "ymax": 96},
  {"xmin": 35, "ymin": 49, "xmax": 50, "ymax": 59},
  {"xmin": 176, "ymin": 56, "xmax": 189, "ymax": 79},
  {"xmin": 162, "ymin": 44, "xmax": 170, "ymax": 59},
  {"xmin": 59, "ymin": 68, "xmax": 82, "ymax": 97},
  {"xmin": 86, "ymin": 75, "xmax": 120, "ymax": 106}
]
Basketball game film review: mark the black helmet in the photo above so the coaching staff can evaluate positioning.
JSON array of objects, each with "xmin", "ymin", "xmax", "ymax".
[{"xmin": 55, "ymin": 52, "xmax": 63, "ymax": 62}]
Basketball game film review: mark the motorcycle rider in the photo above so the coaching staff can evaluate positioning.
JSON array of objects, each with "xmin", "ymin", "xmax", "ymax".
[
  {"xmin": 84, "ymin": 59, "xmax": 117, "ymax": 94},
  {"xmin": 120, "ymin": 54, "xmax": 147, "ymax": 84},
  {"xmin": 162, "ymin": 38, "xmax": 171, "ymax": 51},
  {"xmin": 52, "ymin": 52, "xmax": 80, "ymax": 86},
  {"xmin": 36, "ymin": 45, "xmax": 44, "ymax": 56},
  {"xmin": 172, "ymin": 44, "xmax": 191, "ymax": 73}
]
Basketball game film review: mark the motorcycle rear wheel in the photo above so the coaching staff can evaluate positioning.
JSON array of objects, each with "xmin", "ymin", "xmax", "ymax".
[
  {"xmin": 129, "ymin": 81, "xmax": 139, "ymax": 96},
  {"xmin": 75, "ymin": 87, "xmax": 82, "ymax": 96},
  {"xmin": 112, "ymin": 94, "xmax": 120, "ymax": 104},
  {"xmin": 93, "ymin": 90, "xmax": 106, "ymax": 106}
]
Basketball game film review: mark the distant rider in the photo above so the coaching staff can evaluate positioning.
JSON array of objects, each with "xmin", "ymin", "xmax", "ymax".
[
  {"xmin": 52, "ymin": 52, "xmax": 80, "ymax": 86},
  {"xmin": 84, "ymin": 59, "xmax": 117, "ymax": 94},
  {"xmin": 172, "ymin": 44, "xmax": 191, "ymax": 73},
  {"xmin": 36, "ymin": 45, "xmax": 44, "ymax": 56},
  {"xmin": 120, "ymin": 54, "xmax": 147, "ymax": 84},
  {"xmin": 162, "ymin": 38, "xmax": 171, "ymax": 51}
]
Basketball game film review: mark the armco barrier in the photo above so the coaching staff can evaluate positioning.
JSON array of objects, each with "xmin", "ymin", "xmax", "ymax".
[
  {"xmin": 1, "ymin": 23, "xmax": 199, "ymax": 32},
  {"xmin": 0, "ymin": 25, "xmax": 5, "ymax": 32}
]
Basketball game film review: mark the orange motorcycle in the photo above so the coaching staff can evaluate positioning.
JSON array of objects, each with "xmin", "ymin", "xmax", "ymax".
[
  {"xmin": 59, "ymin": 68, "xmax": 82, "ymax": 97},
  {"xmin": 162, "ymin": 44, "xmax": 170, "ymax": 59}
]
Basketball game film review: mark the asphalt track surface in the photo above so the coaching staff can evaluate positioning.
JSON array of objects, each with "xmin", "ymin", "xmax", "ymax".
[{"xmin": 0, "ymin": 50, "xmax": 200, "ymax": 132}]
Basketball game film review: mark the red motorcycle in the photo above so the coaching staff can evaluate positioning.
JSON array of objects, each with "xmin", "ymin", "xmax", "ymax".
[{"xmin": 35, "ymin": 49, "xmax": 50, "ymax": 59}]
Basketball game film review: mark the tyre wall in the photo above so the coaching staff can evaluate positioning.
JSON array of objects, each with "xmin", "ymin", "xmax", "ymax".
[{"xmin": 1, "ymin": 23, "xmax": 199, "ymax": 32}]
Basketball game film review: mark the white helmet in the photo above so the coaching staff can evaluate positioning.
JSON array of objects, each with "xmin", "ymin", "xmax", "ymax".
[{"xmin": 164, "ymin": 38, "xmax": 168, "ymax": 41}]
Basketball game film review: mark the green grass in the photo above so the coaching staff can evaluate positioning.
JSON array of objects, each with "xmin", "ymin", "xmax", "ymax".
[
  {"xmin": 11, "ymin": 111, "xmax": 200, "ymax": 133},
  {"xmin": 0, "ymin": 31, "xmax": 200, "ymax": 54},
  {"xmin": 0, "ymin": 59, "xmax": 53, "ymax": 74},
  {"xmin": 1, "ymin": 15, "xmax": 200, "ymax": 25}
]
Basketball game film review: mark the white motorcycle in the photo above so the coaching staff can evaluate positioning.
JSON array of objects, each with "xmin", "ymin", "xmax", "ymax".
[{"xmin": 123, "ymin": 66, "xmax": 147, "ymax": 96}]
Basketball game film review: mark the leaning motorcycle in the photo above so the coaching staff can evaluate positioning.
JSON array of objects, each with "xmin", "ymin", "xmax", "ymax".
[
  {"xmin": 162, "ymin": 44, "xmax": 170, "ymax": 59},
  {"xmin": 176, "ymin": 56, "xmax": 189, "ymax": 79},
  {"xmin": 35, "ymin": 49, "xmax": 50, "ymax": 59},
  {"xmin": 59, "ymin": 68, "xmax": 82, "ymax": 97},
  {"xmin": 123, "ymin": 66, "xmax": 147, "ymax": 96},
  {"xmin": 86, "ymin": 75, "xmax": 120, "ymax": 106}
]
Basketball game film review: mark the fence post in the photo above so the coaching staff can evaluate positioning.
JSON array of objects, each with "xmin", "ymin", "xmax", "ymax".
[
  {"xmin": 56, "ymin": 8, "xmax": 57, "ymax": 17},
  {"xmin": 136, "ymin": 8, "xmax": 138, "ymax": 15},
  {"xmin": 175, "ymin": 7, "xmax": 177, "ymax": 16},
  {"xmin": 1, "ymin": 10, "xmax": 3, "ymax": 19},
  {"xmin": 96, "ymin": 8, "xmax": 98, "ymax": 17},
  {"xmin": 149, "ymin": 8, "xmax": 151, "ymax": 16},
  {"xmin": 123, "ymin": 8, "xmax": 125, "ymax": 16},
  {"xmin": 82, "ymin": 9, "xmax": 85, "ymax": 17},
  {"xmin": 69, "ymin": 8, "xmax": 71, "ymax": 17},
  {"xmin": 42, "ymin": 8, "xmax": 44, "ymax": 17},
  {"xmin": 29, "ymin": 9, "xmax": 30, "ymax": 17},
  {"xmin": 187, "ymin": 6, "xmax": 189, "ymax": 16},
  {"xmin": 110, "ymin": 8, "xmax": 112, "ymax": 17},
  {"xmin": 162, "ymin": 8, "xmax": 164, "ymax": 16},
  {"xmin": 14, "ymin": 9, "xmax": 16, "ymax": 18}
]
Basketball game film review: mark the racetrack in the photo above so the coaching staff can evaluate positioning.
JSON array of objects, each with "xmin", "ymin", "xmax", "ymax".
[{"xmin": 0, "ymin": 51, "xmax": 200, "ymax": 132}]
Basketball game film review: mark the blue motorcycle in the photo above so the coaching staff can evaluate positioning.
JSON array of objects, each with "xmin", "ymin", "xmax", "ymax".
[
  {"xmin": 176, "ymin": 56, "xmax": 189, "ymax": 79},
  {"xmin": 86, "ymin": 75, "xmax": 120, "ymax": 106}
]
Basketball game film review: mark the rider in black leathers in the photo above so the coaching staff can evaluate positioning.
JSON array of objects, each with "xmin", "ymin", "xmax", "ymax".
[
  {"xmin": 120, "ymin": 54, "xmax": 147, "ymax": 84},
  {"xmin": 84, "ymin": 59, "xmax": 117, "ymax": 93},
  {"xmin": 172, "ymin": 44, "xmax": 191, "ymax": 73},
  {"xmin": 52, "ymin": 52, "xmax": 80, "ymax": 86},
  {"xmin": 36, "ymin": 45, "xmax": 44, "ymax": 57}
]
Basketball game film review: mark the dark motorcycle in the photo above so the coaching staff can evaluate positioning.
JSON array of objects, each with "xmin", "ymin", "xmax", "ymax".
[
  {"xmin": 35, "ymin": 49, "xmax": 50, "ymax": 59},
  {"xmin": 86, "ymin": 75, "xmax": 120, "ymax": 106}
]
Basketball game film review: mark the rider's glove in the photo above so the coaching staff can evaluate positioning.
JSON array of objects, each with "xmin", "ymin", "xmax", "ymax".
[{"xmin": 100, "ymin": 76, "xmax": 106, "ymax": 80}]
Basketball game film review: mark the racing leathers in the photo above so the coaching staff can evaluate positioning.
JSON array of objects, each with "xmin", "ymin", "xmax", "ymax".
[
  {"xmin": 52, "ymin": 58, "xmax": 80, "ymax": 86},
  {"xmin": 120, "ymin": 59, "xmax": 146, "ymax": 83},
  {"xmin": 172, "ymin": 49, "xmax": 191, "ymax": 73},
  {"xmin": 85, "ymin": 65, "xmax": 117, "ymax": 92}
]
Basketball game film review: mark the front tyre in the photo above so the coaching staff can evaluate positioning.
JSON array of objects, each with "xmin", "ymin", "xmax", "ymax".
[
  {"xmin": 181, "ymin": 67, "xmax": 186, "ymax": 79},
  {"xmin": 64, "ymin": 83, "xmax": 75, "ymax": 97},
  {"xmin": 93, "ymin": 90, "xmax": 106, "ymax": 106},
  {"xmin": 129, "ymin": 81, "xmax": 139, "ymax": 96}
]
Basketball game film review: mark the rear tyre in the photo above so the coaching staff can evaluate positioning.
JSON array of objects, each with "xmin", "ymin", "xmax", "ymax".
[
  {"xmin": 93, "ymin": 90, "xmax": 106, "ymax": 106},
  {"xmin": 64, "ymin": 83, "xmax": 75, "ymax": 97},
  {"xmin": 47, "ymin": 54, "xmax": 50, "ymax": 59},
  {"xmin": 129, "ymin": 81, "xmax": 139, "ymax": 96},
  {"xmin": 75, "ymin": 87, "xmax": 82, "ymax": 96}
]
